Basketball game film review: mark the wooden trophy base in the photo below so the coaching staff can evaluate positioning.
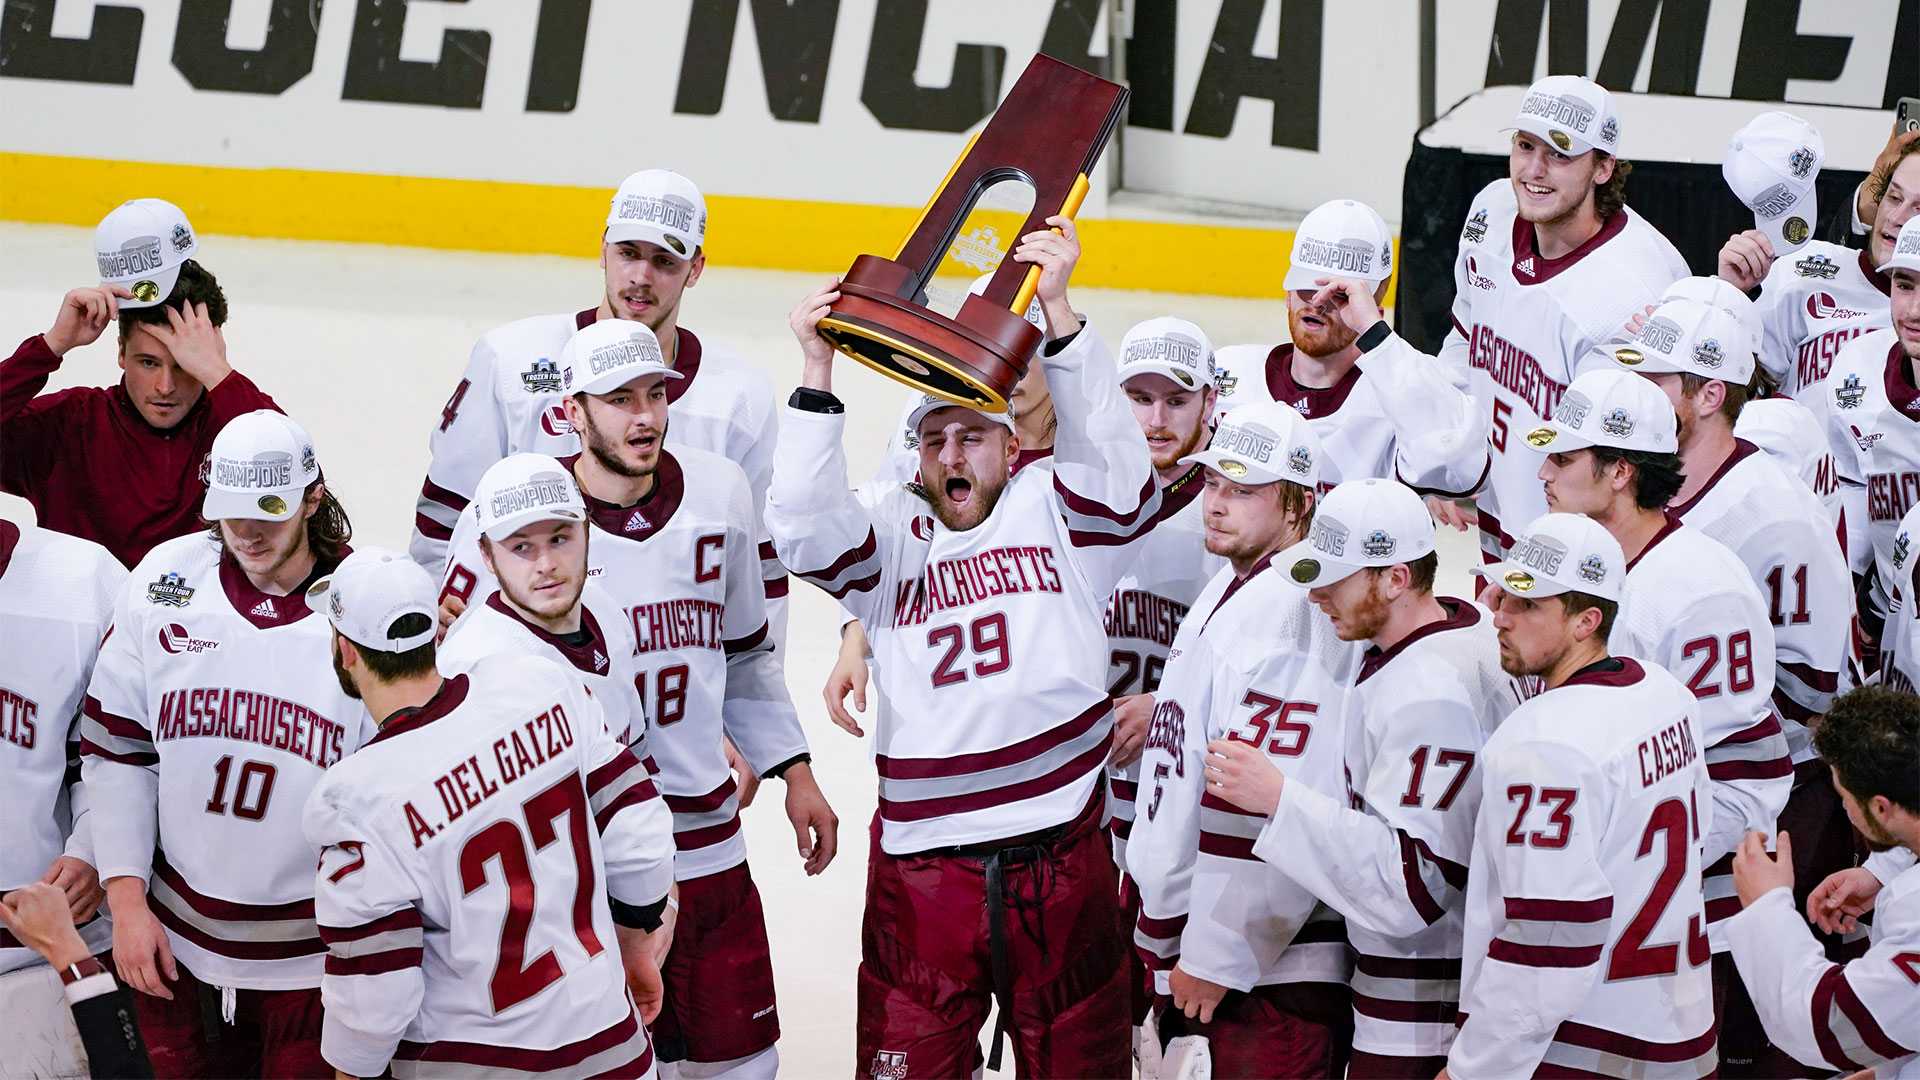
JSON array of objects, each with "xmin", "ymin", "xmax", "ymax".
[{"xmin": 817, "ymin": 254, "xmax": 1043, "ymax": 413}]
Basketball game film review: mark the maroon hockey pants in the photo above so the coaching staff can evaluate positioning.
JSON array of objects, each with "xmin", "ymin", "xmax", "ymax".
[
  {"xmin": 651, "ymin": 861, "xmax": 781, "ymax": 1066},
  {"xmin": 132, "ymin": 963, "xmax": 327, "ymax": 1079},
  {"xmin": 855, "ymin": 798, "xmax": 1129, "ymax": 1080}
]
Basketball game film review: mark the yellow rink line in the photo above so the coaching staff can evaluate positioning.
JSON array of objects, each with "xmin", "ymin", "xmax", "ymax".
[{"xmin": 0, "ymin": 151, "xmax": 1396, "ymax": 302}]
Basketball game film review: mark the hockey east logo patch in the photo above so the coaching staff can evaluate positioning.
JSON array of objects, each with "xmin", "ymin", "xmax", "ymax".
[{"xmin": 157, "ymin": 623, "xmax": 218, "ymax": 655}]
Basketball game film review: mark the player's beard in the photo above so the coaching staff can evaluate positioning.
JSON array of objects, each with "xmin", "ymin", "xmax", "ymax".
[
  {"xmin": 1330, "ymin": 574, "xmax": 1392, "ymax": 642},
  {"xmin": 607, "ymin": 284, "xmax": 678, "ymax": 334},
  {"xmin": 499, "ymin": 566, "xmax": 586, "ymax": 628},
  {"xmin": 332, "ymin": 637, "xmax": 361, "ymax": 700},
  {"xmin": 1857, "ymin": 800, "xmax": 1901, "ymax": 853},
  {"xmin": 1286, "ymin": 301, "xmax": 1358, "ymax": 358},
  {"xmin": 916, "ymin": 465, "xmax": 1008, "ymax": 532},
  {"xmin": 1511, "ymin": 167, "xmax": 1596, "ymax": 230},
  {"xmin": 580, "ymin": 408, "xmax": 665, "ymax": 481},
  {"xmin": 220, "ymin": 516, "xmax": 310, "ymax": 584},
  {"xmin": 1146, "ymin": 415, "xmax": 1211, "ymax": 473}
]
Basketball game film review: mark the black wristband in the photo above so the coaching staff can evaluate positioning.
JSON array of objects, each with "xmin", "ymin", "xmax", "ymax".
[
  {"xmin": 1356, "ymin": 320, "xmax": 1394, "ymax": 353},
  {"xmin": 789, "ymin": 387, "xmax": 845, "ymax": 414},
  {"xmin": 610, "ymin": 894, "xmax": 668, "ymax": 932},
  {"xmin": 763, "ymin": 752, "xmax": 812, "ymax": 780}
]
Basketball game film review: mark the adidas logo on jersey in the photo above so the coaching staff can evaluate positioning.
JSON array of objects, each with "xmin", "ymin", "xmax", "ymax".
[
  {"xmin": 1515, "ymin": 257, "xmax": 1536, "ymax": 278},
  {"xmin": 624, "ymin": 510, "xmax": 650, "ymax": 533},
  {"xmin": 592, "ymin": 650, "xmax": 608, "ymax": 673},
  {"xmin": 251, "ymin": 599, "xmax": 278, "ymax": 618}
]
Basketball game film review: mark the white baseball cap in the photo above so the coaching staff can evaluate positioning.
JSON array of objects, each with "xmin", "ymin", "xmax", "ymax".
[
  {"xmin": 1279, "ymin": 478, "xmax": 1436, "ymax": 588},
  {"xmin": 1524, "ymin": 368, "xmax": 1679, "ymax": 455},
  {"xmin": 1283, "ymin": 200, "xmax": 1394, "ymax": 292},
  {"xmin": 606, "ymin": 170, "xmax": 706, "ymax": 259},
  {"xmin": 1612, "ymin": 297, "xmax": 1756, "ymax": 383},
  {"xmin": 562, "ymin": 319, "xmax": 682, "ymax": 398},
  {"xmin": 95, "ymin": 198, "xmax": 197, "ymax": 308},
  {"xmin": 305, "ymin": 548, "xmax": 439, "ymax": 653},
  {"xmin": 1724, "ymin": 111, "xmax": 1823, "ymax": 254},
  {"xmin": 1182, "ymin": 400, "xmax": 1321, "ymax": 487},
  {"xmin": 1472, "ymin": 512, "xmax": 1626, "ymax": 602},
  {"xmin": 1118, "ymin": 317, "xmax": 1217, "ymax": 393},
  {"xmin": 967, "ymin": 272, "xmax": 1046, "ymax": 330},
  {"xmin": 906, "ymin": 393, "xmax": 1015, "ymax": 439},
  {"xmin": 203, "ymin": 410, "xmax": 320, "ymax": 522},
  {"xmin": 474, "ymin": 453, "xmax": 587, "ymax": 542},
  {"xmin": 1660, "ymin": 275, "xmax": 1762, "ymax": 348},
  {"xmin": 1509, "ymin": 75, "xmax": 1620, "ymax": 157},
  {"xmin": 1880, "ymin": 217, "xmax": 1920, "ymax": 275}
]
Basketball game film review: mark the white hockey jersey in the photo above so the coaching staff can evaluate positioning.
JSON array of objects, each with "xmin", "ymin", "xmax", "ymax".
[
  {"xmin": 769, "ymin": 325, "xmax": 1160, "ymax": 853},
  {"xmin": 1446, "ymin": 181, "xmax": 1688, "ymax": 558},
  {"xmin": 0, "ymin": 522, "xmax": 124, "ymax": 975},
  {"xmin": 439, "ymin": 447, "xmax": 803, "ymax": 881},
  {"xmin": 1612, "ymin": 519, "xmax": 1790, "ymax": 946},
  {"xmin": 305, "ymin": 653, "xmax": 674, "ymax": 1080},
  {"xmin": 1752, "ymin": 242, "xmax": 1893, "ymax": 406},
  {"xmin": 1823, "ymin": 330, "xmax": 1920, "ymax": 607},
  {"xmin": 1877, "ymin": 500, "xmax": 1920, "ymax": 695},
  {"xmin": 1671, "ymin": 440, "xmax": 1850, "ymax": 759},
  {"xmin": 1126, "ymin": 559, "xmax": 1356, "ymax": 995},
  {"xmin": 1209, "ymin": 335, "xmax": 1489, "ymax": 497},
  {"xmin": 409, "ymin": 312, "xmax": 786, "ymax": 623},
  {"xmin": 1735, "ymin": 397, "xmax": 1845, "ymax": 527},
  {"xmin": 1726, "ymin": 859, "xmax": 1920, "ymax": 1078},
  {"xmin": 1258, "ymin": 599, "xmax": 1521, "ymax": 1058},
  {"xmin": 81, "ymin": 534, "xmax": 375, "ymax": 989},
  {"xmin": 1451, "ymin": 658, "xmax": 1716, "ymax": 1079},
  {"xmin": 1105, "ymin": 465, "xmax": 1219, "ymax": 872},
  {"xmin": 438, "ymin": 581, "xmax": 650, "ymax": 755}
]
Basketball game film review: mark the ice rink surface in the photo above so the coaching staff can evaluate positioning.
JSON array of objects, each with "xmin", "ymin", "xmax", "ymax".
[{"xmin": 1, "ymin": 222, "xmax": 1481, "ymax": 1076}]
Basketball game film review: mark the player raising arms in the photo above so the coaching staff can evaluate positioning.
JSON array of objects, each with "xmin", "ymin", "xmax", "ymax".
[
  {"xmin": 1209, "ymin": 198, "xmax": 1488, "ymax": 497},
  {"xmin": 305, "ymin": 550, "xmax": 677, "ymax": 1080},
  {"xmin": 1126, "ymin": 403, "xmax": 1355, "ymax": 1079},
  {"xmin": 1447, "ymin": 514, "xmax": 1716, "ymax": 1078},
  {"xmin": 1204, "ymin": 478, "xmax": 1520, "ymax": 1077},
  {"xmin": 438, "ymin": 318, "xmax": 828, "ymax": 1080},
  {"xmin": 1440, "ymin": 76, "xmax": 1687, "ymax": 559},
  {"xmin": 773, "ymin": 217, "xmax": 1145, "ymax": 1079},
  {"xmin": 411, "ymin": 170, "xmax": 787, "ymax": 628},
  {"xmin": 81, "ymin": 411, "xmax": 371, "ymax": 1078}
]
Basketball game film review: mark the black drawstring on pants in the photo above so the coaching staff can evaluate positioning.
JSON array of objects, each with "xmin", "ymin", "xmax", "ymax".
[{"xmin": 979, "ymin": 839, "xmax": 1060, "ymax": 1072}]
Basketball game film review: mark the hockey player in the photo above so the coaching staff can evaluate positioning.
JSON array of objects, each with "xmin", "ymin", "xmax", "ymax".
[
  {"xmin": 1446, "ymin": 513, "xmax": 1716, "ymax": 1078},
  {"xmin": 1880, "ymin": 501, "xmax": 1920, "ymax": 695},
  {"xmin": 0, "ymin": 521, "xmax": 124, "ymax": 1075},
  {"xmin": 304, "ymin": 549, "xmax": 676, "ymax": 1079},
  {"xmin": 3, "ymin": 199, "xmax": 282, "ymax": 568},
  {"xmin": 772, "ymin": 217, "xmax": 1142, "ymax": 1078},
  {"xmin": 438, "ymin": 318, "xmax": 826, "ymax": 1079},
  {"xmin": 1718, "ymin": 113, "xmax": 1918, "ymax": 405},
  {"xmin": 1821, "ymin": 217, "xmax": 1920, "ymax": 671},
  {"xmin": 1126, "ymin": 402, "xmax": 1355, "ymax": 1079},
  {"xmin": 437, "ymin": 454, "xmax": 648, "ymax": 751},
  {"xmin": 1204, "ymin": 478, "xmax": 1521, "ymax": 1076},
  {"xmin": 80, "ymin": 410, "xmax": 371, "ymax": 1078},
  {"xmin": 1531, "ymin": 368, "xmax": 1792, "ymax": 1052},
  {"xmin": 1440, "ymin": 75, "xmax": 1688, "ymax": 559},
  {"xmin": 410, "ymin": 170, "xmax": 787, "ymax": 630},
  {"xmin": 1209, "ymin": 199, "xmax": 1488, "ymax": 498},
  {"xmin": 1726, "ymin": 685, "xmax": 1920, "ymax": 1078}
]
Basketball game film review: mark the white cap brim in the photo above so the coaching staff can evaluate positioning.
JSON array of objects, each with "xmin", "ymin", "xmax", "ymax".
[
  {"xmin": 1277, "ymin": 538, "xmax": 1365, "ymax": 588},
  {"xmin": 1470, "ymin": 560, "xmax": 1575, "ymax": 599},
  {"xmin": 1508, "ymin": 117, "xmax": 1596, "ymax": 156},
  {"xmin": 1120, "ymin": 364, "xmax": 1210, "ymax": 393},
  {"xmin": 481, "ymin": 506, "xmax": 588, "ymax": 544},
  {"xmin": 906, "ymin": 401, "xmax": 1014, "ymax": 436},
  {"xmin": 203, "ymin": 484, "xmax": 303, "ymax": 523},
  {"xmin": 1180, "ymin": 447, "xmax": 1289, "ymax": 486},
  {"xmin": 575, "ymin": 365, "xmax": 683, "ymax": 399},
  {"xmin": 1281, "ymin": 265, "xmax": 1385, "ymax": 292},
  {"xmin": 1519, "ymin": 421, "xmax": 1595, "ymax": 454},
  {"xmin": 110, "ymin": 262, "xmax": 183, "ymax": 310},
  {"xmin": 1755, "ymin": 194, "xmax": 1817, "ymax": 254},
  {"xmin": 604, "ymin": 223, "xmax": 696, "ymax": 259}
]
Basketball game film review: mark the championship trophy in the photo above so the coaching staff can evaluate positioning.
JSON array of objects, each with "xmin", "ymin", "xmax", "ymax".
[{"xmin": 816, "ymin": 55, "xmax": 1128, "ymax": 412}]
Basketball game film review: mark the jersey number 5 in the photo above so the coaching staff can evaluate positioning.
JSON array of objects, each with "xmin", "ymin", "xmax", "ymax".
[{"xmin": 460, "ymin": 772, "xmax": 603, "ymax": 1014}]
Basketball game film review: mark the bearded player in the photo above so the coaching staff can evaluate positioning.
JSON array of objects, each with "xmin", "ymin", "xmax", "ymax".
[
  {"xmin": 411, "ymin": 169, "xmax": 787, "ymax": 632},
  {"xmin": 437, "ymin": 318, "xmax": 829, "ymax": 1080}
]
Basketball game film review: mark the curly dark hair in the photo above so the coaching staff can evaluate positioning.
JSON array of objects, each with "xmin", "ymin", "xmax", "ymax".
[
  {"xmin": 118, "ymin": 259, "xmax": 227, "ymax": 341},
  {"xmin": 1813, "ymin": 685, "xmax": 1919, "ymax": 816},
  {"xmin": 1866, "ymin": 138, "xmax": 1920, "ymax": 205},
  {"xmin": 1587, "ymin": 445, "xmax": 1685, "ymax": 509},
  {"xmin": 1594, "ymin": 155, "xmax": 1633, "ymax": 223}
]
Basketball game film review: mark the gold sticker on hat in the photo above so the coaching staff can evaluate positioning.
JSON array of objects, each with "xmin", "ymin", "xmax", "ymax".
[
  {"xmin": 1784, "ymin": 217, "xmax": 1809, "ymax": 245},
  {"xmin": 1549, "ymin": 129, "xmax": 1573, "ymax": 151},
  {"xmin": 1290, "ymin": 559, "xmax": 1321, "ymax": 584},
  {"xmin": 1503, "ymin": 570, "xmax": 1537, "ymax": 592},
  {"xmin": 1615, "ymin": 347, "xmax": 1644, "ymax": 367},
  {"xmin": 132, "ymin": 280, "xmax": 159, "ymax": 303},
  {"xmin": 257, "ymin": 495, "xmax": 288, "ymax": 516},
  {"xmin": 1220, "ymin": 460, "xmax": 1249, "ymax": 480},
  {"xmin": 1525, "ymin": 427, "xmax": 1557, "ymax": 448}
]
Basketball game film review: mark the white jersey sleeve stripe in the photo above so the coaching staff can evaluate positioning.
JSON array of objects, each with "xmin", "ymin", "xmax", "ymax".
[
  {"xmin": 319, "ymin": 908, "xmax": 425, "ymax": 975},
  {"xmin": 790, "ymin": 527, "xmax": 883, "ymax": 599}
]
